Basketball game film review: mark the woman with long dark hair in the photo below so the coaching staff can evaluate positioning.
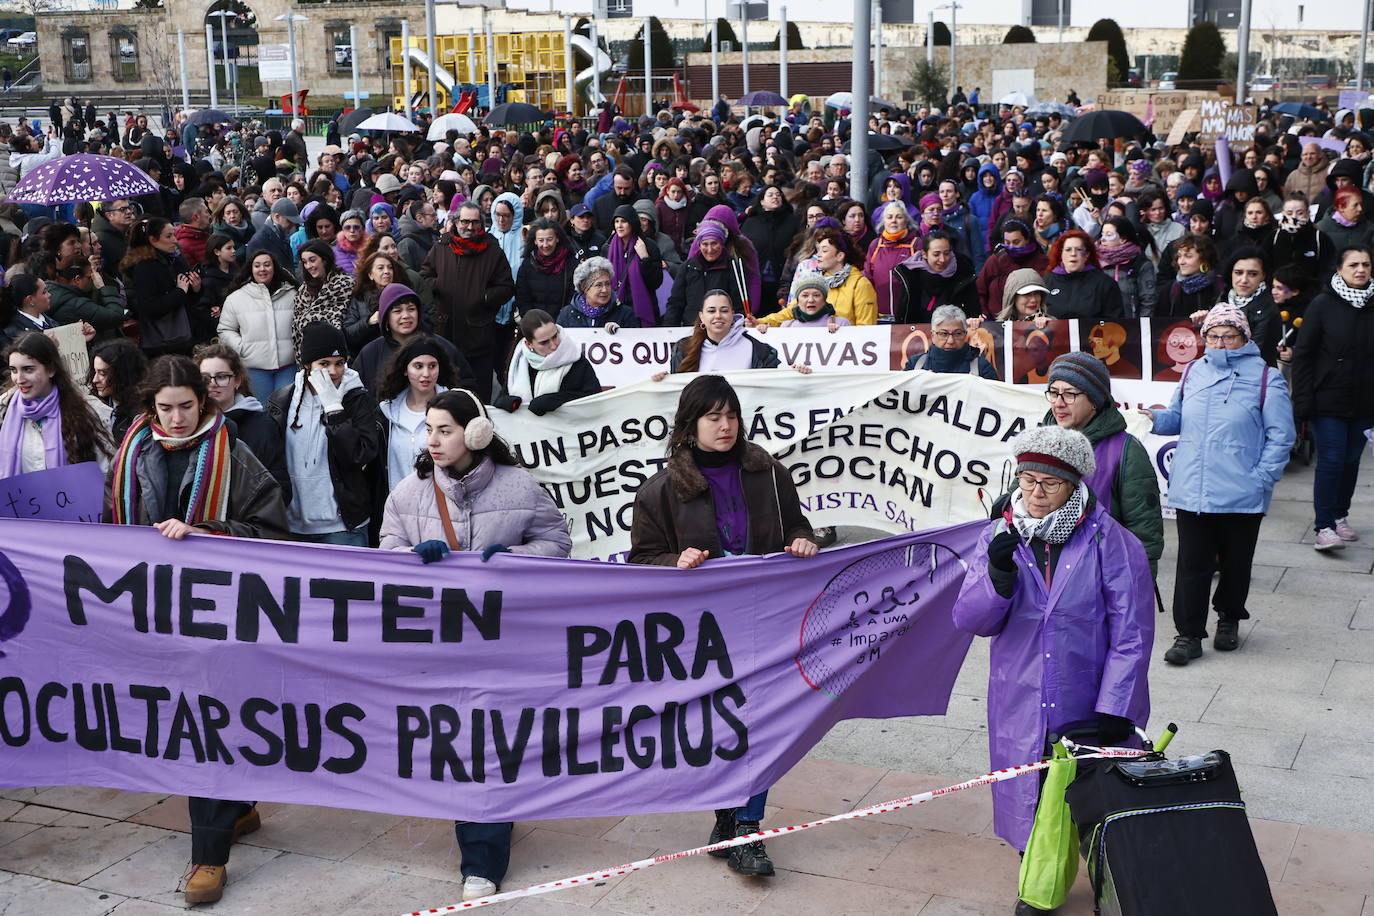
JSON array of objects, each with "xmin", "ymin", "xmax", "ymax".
[
  {"xmin": 515, "ymin": 217, "xmax": 577, "ymax": 316},
  {"xmin": 292, "ymin": 239, "xmax": 355, "ymax": 359},
  {"xmin": 379, "ymin": 388, "xmax": 570, "ymax": 903},
  {"xmin": 195, "ymin": 341, "xmax": 291, "ymax": 500},
  {"xmin": 629, "ymin": 374, "xmax": 817, "ymax": 879},
  {"xmin": 376, "ymin": 334, "xmax": 461, "ymax": 493},
  {"xmin": 90, "ymin": 338, "xmax": 147, "ymax": 443},
  {"xmin": 2, "ymin": 332, "xmax": 114, "ymax": 477},
  {"xmin": 218, "ymin": 251, "xmax": 299, "ymax": 397},
  {"xmin": 121, "ymin": 217, "xmax": 201, "ymax": 356},
  {"xmin": 345, "ymin": 250, "xmax": 407, "ymax": 353},
  {"xmin": 108, "ymin": 354, "xmax": 287, "ymax": 906}
]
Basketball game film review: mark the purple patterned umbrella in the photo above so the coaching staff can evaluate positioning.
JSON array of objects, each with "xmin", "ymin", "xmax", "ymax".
[{"xmin": 6, "ymin": 154, "xmax": 160, "ymax": 205}]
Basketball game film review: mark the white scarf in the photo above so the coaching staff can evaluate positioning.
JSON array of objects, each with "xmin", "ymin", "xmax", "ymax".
[
  {"xmin": 1227, "ymin": 281, "xmax": 1266, "ymax": 310},
  {"xmin": 1331, "ymin": 273, "xmax": 1374, "ymax": 309},
  {"xmin": 507, "ymin": 331, "xmax": 582, "ymax": 403},
  {"xmin": 1010, "ymin": 481, "xmax": 1089, "ymax": 545}
]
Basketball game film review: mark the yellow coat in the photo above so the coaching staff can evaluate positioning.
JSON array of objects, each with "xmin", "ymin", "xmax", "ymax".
[{"xmin": 759, "ymin": 268, "xmax": 878, "ymax": 327}]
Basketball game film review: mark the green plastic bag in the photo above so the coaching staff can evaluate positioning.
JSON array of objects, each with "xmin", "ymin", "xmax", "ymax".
[{"xmin": 1017, "ymin": 740, "xmax": 1079, "ymax": 910}]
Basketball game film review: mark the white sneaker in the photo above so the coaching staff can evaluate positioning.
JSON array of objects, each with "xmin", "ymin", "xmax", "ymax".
[{"xmin": 462, "ymin": 876, "xmax": 497, "ymax": 901}]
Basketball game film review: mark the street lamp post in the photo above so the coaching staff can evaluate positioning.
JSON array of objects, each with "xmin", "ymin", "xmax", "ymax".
[
  {"xmin": 349, "ymin": 24, "xmax": 361, "ymax": 113},
  {"xmin": 402, "ymin": 19, "xmax": 413, "ymax": 120},
  {"xmin": 644, "ymin": 16, "xmax": 652, "ymax": 115},
  {"xmin": 209, "ymin": 10, "xmax": 236, "ymax": 112},
  {"xmin": 934, "ymin": 2, "xmax": 960, "ymax": 103},
  {"xmin": 177, "ymin": 30, "xmax": 189, "ymax": 111},
  {"xmin": 425, "ymin": 0, "xmax": 438, "ymax": 114},
  {"xmin": 273, "ymin": 13, "xmax": 309, "ymax": 116},
  {"xmin": 779, "ymin": 4, "xmax": 788, "ymax": 100},
  {"xmin": 204, "ymin": 24, "xmax": 218, "ymax": 108}
]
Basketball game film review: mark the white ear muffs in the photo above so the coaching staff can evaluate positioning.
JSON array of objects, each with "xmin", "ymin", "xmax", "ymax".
[{"xmin": 461, "ymin": 389, "xmax": 495, "ymax": 451}]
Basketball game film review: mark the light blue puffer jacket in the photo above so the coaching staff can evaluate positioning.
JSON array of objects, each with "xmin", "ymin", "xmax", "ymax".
[{"xmin": 1150, "ymin": 341, "xmax": 1296, "ymax": 514}]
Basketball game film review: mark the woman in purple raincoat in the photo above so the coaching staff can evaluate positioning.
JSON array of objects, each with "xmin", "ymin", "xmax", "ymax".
[{"xmin": 954, "ymin": 425, "xmax": 1153, "ymax": 916}]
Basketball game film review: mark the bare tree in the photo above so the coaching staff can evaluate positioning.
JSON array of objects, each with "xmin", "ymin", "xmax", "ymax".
[{"xmin": 141, "ymin": 25, "xmax": 182, "ymax": 122}]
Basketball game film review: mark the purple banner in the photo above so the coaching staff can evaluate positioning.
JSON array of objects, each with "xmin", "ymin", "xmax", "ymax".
[
  {"xmin": 0, "ymin": 519, "xmax": 977, "ymax": 822},
  {"xmin": 0, "ymin": 463, "xmax": 103, "ymax": 523}
]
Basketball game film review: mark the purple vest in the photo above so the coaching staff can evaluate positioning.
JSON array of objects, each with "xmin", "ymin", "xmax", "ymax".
[{"xmin": 1082, "ymin": 430, "xmax": 1127, "ymax": 515}]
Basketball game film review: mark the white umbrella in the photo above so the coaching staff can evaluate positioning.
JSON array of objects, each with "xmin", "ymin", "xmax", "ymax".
[
  {"xmin": 825, "ymin": 91, "xmax": 855, "ymax": 110},
  {"xmin": 999, "ymin": 91, "xmax": 1036, "ymax": 108},
  {"xmin": 355, "ymin": 112, "xmax": 420, "ymax": 133},
  {"xmin": 427, "ymin": 113, "xmax": 479, "ymax": 140}
]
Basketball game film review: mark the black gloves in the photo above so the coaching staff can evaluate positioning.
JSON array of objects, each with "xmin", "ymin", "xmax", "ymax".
[
  {"xmin": 1097, "ymin": 713, "xmax": 1134, "ymax": 745},
  {"xmin": 987, "ymin": 529, "xmax": 1021, "ymax": 598}
]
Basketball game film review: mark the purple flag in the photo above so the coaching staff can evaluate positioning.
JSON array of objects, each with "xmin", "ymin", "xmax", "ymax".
[{"xmin": 0, "ymin": 518, "xmax": 978, "ymax": 822}]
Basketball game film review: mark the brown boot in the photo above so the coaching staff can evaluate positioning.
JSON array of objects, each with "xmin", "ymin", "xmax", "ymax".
[
  {"xmin": 184, "ymin": 864, "xmax": 227, "ymax": 905},
  {"xmin": 232, "ymin": 807, "xmax": 261, "ymax": 841}
]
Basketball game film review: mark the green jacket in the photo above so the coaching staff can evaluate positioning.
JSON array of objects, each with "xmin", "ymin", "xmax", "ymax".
[
  {"xmin": 47, "ymin": 278, "xmax": 125, "ymax": 334},
  {"xmin": 1041, "ymin": 406, "xmax": 1164, "ymax": 573}
]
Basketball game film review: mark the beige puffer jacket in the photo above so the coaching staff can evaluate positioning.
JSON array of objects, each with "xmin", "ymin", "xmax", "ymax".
[{"xmin": 217, "ymin": 281, "xmax": 296, "ymax": 370}]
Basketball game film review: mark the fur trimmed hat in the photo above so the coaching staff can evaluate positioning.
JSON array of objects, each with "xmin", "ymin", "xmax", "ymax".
[{"xmin": 1009, "ymin": 425, "xmax": 1096, "ymax": 486}]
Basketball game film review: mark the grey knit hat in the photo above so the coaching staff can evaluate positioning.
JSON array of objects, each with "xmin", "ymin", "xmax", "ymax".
[
  {"xmin": 1009, "ymin": 426, "xmax": 1096, "ymax": 486},
  {"xmin": 792, "ymin": 272, "xmax": 829, "ymax": 300},
  {"xmin": 1047, "ymin": 351, "xmax": 1113, "ymax": 410}
]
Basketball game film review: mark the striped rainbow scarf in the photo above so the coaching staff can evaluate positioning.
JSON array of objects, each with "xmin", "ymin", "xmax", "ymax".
[{"xmin": 111, "ymin": 412, "xmax": 232, "ymax": 526}]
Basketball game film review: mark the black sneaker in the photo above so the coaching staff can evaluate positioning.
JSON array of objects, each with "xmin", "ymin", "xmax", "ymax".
[
  {"xmin": 1014, "ymin": 900, "xmax": 1055, "ymax": 914},
  {"xmin": 707, "ymin": 809, "xmax": 735, "ymax": 859},
  {"xmin": 1163, "ymin": 635, "xmax": 1202, "ymax": 665},
  {"xmin": 1213, "ymin": 620, "xmax": 1240, "ymax": 651},
  {"xmin": 727, "ymin": 822, "xmax": 774, "ymax": 876}
]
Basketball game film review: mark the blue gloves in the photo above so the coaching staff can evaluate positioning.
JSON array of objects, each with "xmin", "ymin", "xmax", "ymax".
[
  {"xmin": 412, "ymin": 540, "xmax": 451, "ymax": 564},
  {"xmin": 481, "ymin": 544, "xmax": 510, "ymax": 562}
]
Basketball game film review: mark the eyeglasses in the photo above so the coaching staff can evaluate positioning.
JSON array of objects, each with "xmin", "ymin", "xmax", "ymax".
[
  {"xmin": 202, "ymin": 373, "xmax": 235, "ymax": 387},
  {"xmin": 1044, "ymin": 388, "xmax": 1085, "ymax": 404},
  {"xmin": 586, "ymin": 279, "xmax": 612, "ymax": 290},
  {"xmin": 933, "ymin": 329, "xmax": 967, "ymax": 340},
  {"xmin": 456, "ymin": 218, "xmax": 482, "ymax": 226},
  {"xmin": 1017, "ymin": 474, "xmax": 1067, "ymax": 494},
  {"xmin": 107, "ymin": 205, "xmax": 133, "ymax": 214},
  {"xmin": 1204, "ymin": 332, "xmax": 1243, "ymax": 345}
]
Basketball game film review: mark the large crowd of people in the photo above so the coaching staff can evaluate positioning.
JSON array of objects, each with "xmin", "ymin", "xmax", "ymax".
[{"xmin": 1, "ymin": 88, "xmax": 1369, "ymax": 912}]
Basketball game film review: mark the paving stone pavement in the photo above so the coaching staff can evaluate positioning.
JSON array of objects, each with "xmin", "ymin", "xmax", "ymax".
[{"xmin": 3, "ymin": 455, "xmax": 1372, "ymax": 914}]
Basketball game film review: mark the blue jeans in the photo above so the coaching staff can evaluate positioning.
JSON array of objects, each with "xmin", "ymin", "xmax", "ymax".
[
  {"xmin": 1310, "ymin": 417, "xmax": 1374, "ymax": 531},
  {"xmin": 454, "ymin": 821, "xmax": 513, "ymax": 883},
  {"xmin": 735, "ymin": 790, "xmax": 768, "ymax": 823},
  {"xmin": 295, "ymin": 526, "xmax": 369, "ymax": 547},
  {"xmin": 247, "ymin": 365, "xmax": 296, "ymax": 401}
]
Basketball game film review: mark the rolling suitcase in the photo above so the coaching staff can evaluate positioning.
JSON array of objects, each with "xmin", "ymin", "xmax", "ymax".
[{"xmin": 1065, "ymin": 748, "xmax": 1278, "ymax": 916}]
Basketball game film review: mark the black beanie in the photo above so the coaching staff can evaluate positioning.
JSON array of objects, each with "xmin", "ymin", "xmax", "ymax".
[{"xmin": 299, "ymin": 321, "xmax": 347, "ymax": 367}]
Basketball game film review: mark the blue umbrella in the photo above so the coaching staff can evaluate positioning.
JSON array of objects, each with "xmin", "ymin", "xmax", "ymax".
[
  {"xmin": 1271, "ymin": 101, "xmax": 1326, "ymax": 122},
  {"xmin": 737, "ymin": 90, "xmax": 788, "ymax": 107}
]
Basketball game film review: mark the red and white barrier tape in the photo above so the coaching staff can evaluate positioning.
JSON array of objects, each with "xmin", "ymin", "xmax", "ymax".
[{"xmin": 394, "ymin": 744, "xmax": 1149, "ymax": 915}]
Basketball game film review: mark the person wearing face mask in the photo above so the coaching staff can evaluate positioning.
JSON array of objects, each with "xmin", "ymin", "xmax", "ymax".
[
  {"xmin": 494, "ymin": 309, "xmax": 601, "ymax": 414},
  {"xmin": 1039, "ymin": 230, "xmax": 1126, "ymax": 319},
  {"xmin": 268, "ymin": 322, "xmax": 382, "ymax": 546},
  {"xmin": 352, "ymin": 283, "xmax": 473, "ymax": 396},
  {"xmin": 954, "ymin": 425, "xmax": 1153, "ymax": 915},
  {"xmin": 890, "ymin": 230, "xmax": 980, "ymax": 322},
  {"xmin": 1072, "ymin": 168, "xmax": 1110, "ymax": 238},
  {"xmin": 1143, "ymin": 304, "xmax": 1294, "ymax": 664},
  {"xmin": 976, "ymin": 220, "xmax": 1049, "ymax": 317},
  {"xmin": 1270, "ymin": 192, "xmax": 1331, "ymax": 277},
  {"xmin": 1096, "ymin": 217, "xmax": 1158, "ymax": 317},
  {"xmin": 1315, "ymin": 187, "xmax": 1372, "ymax": 252},
  {"xmin": 1292, "ymin": 245, "xmax": 1374, "ymax": 552}
]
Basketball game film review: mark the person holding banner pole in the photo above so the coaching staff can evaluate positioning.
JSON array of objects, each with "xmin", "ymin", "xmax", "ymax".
[
  {"xmin": 378, "ymin": 388, "xmax": 572, "ymax": 902},
  {"xmin": 2, "ymin": 332, "xmax": 113, "ymax": 477},
  {"xmin": 628, "ymin": 374, "xmax": 818, "ymax": 878},
  {"xmin": 106, "ymin": 354, "xmax": 289, "ymax": 905},
  {"xmin": 953, "ymin": 425, "xmax": 1153, "ymax": 914}
]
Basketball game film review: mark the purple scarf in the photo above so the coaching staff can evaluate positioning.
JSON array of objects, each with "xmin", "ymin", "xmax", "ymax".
[
  {"xmin": 608, "ymin": 232, "xmax": 658, "ymax": 326},
  {"xmin": 903, "ymin": 248, "xmax": 959, "ymax": 278},
  {"xmin": 1003, "ymin": 240, "xmax": 1040, "ymax": 258},
  {"xmin": 1051, "ymin": 263, "xmax": 1098, "ymax": 275},
  {"xmin": 1333, "ymin": 211, "xmax": 1359, "ymax": 228},
  {"xmin": 571, "ymin": 292, "xmax": 612, "ymax": 321},
  {"xmin": 0, "ymin": 387, "xmax": 64, "ymax": 478},
  {"xmin": 1178, "ymin": 270, "xmax": 1215, "ymax": 295},
  {"xmin": 1098, "ymin": 242, "xmax": 1141, "ymax": 268}
]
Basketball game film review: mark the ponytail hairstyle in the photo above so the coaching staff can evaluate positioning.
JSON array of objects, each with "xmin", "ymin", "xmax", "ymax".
[
  {"xmin": 5, "ymin": 332, "xmax": 114, "ymax": 464},
  {"xmin": 675, "ymin": 290, "xmax": 734, "ymax": 374}
]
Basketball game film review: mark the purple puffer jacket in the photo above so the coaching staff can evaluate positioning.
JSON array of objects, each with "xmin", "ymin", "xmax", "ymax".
[
  {"xmin": 379, "ymin": 457, "xmax": 572, "ymax": 557},
  {"xmin": 953, "ymin": 501, "xmax": 1153, "ymax": 851}
]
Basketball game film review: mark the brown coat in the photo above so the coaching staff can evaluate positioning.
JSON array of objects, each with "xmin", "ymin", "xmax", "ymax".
[
  {"xmin": 420, "ymin": 233, "xmax": 516, "ymax": 361},
  {"xmin": 628, "ymin": 441, "xmax": 813, "ymax": 566}
]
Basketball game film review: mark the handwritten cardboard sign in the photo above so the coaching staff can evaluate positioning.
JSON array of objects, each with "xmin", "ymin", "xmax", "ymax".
[{"xmin": 43, "ymin": 322, "xmax": 89, "ymax": 386}]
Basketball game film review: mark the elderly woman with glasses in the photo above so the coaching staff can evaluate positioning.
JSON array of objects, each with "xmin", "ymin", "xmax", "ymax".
[
  {"xmin": 902, "ymin": 304, "xmax": 997, "ymax": 378},
  {"xmin": 556, "ymin": 256, "xmax": 640, "ymax": 331},
  {"xmin": 955, "ymin": 425, "xmax": 1154, "ymax": 915},
  {"xmin": 1143, "ymin": 303, "xmax": 1294, "ymax": 667}
]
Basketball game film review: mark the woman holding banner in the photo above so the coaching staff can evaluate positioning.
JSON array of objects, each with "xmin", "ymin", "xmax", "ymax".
[
  {"xmin": 107, "ymin": 354, "xmax": 288, "ymax": 905},
  {"xmin": 378, "ymin": 388, "xmax": 571, "ymax": 903},
  {"xmin": 2, "ymin": 332, "xmax": 113, "ymax": 477},
  {"xmin": 628, "ymin": 374, "xmax": 818, "ymax": 879},
  {"xmin": 953, "ymin": 425, "xmax": 1153, "ymax": 915}
]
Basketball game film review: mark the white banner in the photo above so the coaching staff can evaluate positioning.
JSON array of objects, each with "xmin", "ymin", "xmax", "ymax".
[
  {"xmin": 258, "ymin": 44, "xmax": 292, "ymax": 82},
  {"xmin": 562, "ymin": 326, "xmax": 892, "ymax": 388},
  {"xmin": 491, "ymin": 369, "xmax": 1047, "ymax": 561}
]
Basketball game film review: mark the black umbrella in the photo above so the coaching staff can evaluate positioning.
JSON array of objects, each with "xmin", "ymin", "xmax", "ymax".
[
  {"xmin": 1062, "ymin": 109, "xmax": 1149, "ymax": 144},
  {"xmin": 337, "ymin": 107, "xmax": 375, "ymax": 136},
  {"xmin": 843, "ymin": 132, "xmax": 908, "ymax": 153},
  {"xmin": 188, "ymin": 109, "xmax": 233, "ymax": 127},
  {"xmin": 484, "ymin": 102, "xmax": 550, "ymax": 126},
  {"xmin": 870, "ymin": 96, "xmax": 903, "ymax": 112}
]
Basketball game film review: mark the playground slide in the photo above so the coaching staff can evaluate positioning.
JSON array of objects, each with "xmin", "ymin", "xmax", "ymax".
[
  {"xmin": 570, "ymin": 33, "xmax": 612, "ymax": 106},
  {"xmin": 405, "ymin": 45, "xmax": 457, "ymax": 101}
]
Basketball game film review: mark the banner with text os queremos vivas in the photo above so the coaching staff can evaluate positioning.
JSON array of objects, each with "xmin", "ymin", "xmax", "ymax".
[
  {"xmin": 0, "ymin": 519, "xmax": 977, "ymax": 822},
  {"xmin": 493, "ymin": 369, "xmax": 1046, "ymax": 561}
]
